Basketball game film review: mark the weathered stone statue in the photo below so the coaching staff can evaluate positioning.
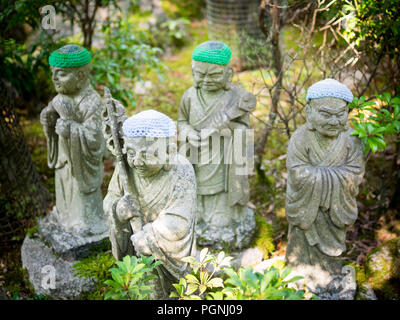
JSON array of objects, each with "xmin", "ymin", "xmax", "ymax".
[
  {"xmin": 285, "ymin": 79, "xmax": 365, "ymax": 299},
  {"xmin": 177, "ymin": 41, "xmax": 256, "ymax": 250},
  {"xmin": 22, "ymin": 44, "xmax": 108, "ymax": 299},
  {"xmin": 39, "ymin": 44, "xmax": 107, "ymax": 236},
  {"xmin": 103, "ymin": 104, "xmax": 197, "ymax": 299}
]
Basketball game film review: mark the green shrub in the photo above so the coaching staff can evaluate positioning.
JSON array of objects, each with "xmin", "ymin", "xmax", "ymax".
[
  {"xmin": 170, "ymin": 248, "xmax": 232, "ymax": 300},
  {"xmin": 171, "ymin": 248, "xmax": 306, "ymax": 300},
  {"xmin": 350, "ymin": 93, "xmax": 400, "ymax": 154},
  {"xmin": 91, "ymin": 18, "xmax": 165, "ymax": 108},
  {"xmin": 103, "ymin": 255, "xmax": 162, "ymax": 300},
  {"xmin": 220, "ymin": 266, "xmax": 305, "ymax": 300}
]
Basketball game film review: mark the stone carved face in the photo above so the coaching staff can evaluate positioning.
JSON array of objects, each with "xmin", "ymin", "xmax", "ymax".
[
  {"xmin": 192, "ymin": 60, "xmax": 233, "ymax": 92},
  {"xmin": 306, "ymin": 97, "xmax": 348, "ymax": 138},
  {"xmin": 124, "ymin": 137, "xmax": 170, "ymax": 178},
  {"xmin": 51, "ymin": 65, "xmax": 90, "ymax": 95}
]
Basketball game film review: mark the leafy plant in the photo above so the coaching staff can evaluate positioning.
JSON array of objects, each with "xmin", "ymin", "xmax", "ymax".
[
  {"xmin": 171, "ymin": 248, "xmax": 306, "ymax": 300},
  {"xmin": 170, "ymin": 248, "xmax": 232, "ymax": 300},
  {"xmin": 350, "ymin": 93, "xmax": 400, "ymax": 154},
  {"xmin": 91, "ymin": 18, "xmax": 164, "ymax": 108},
  {"xmin": 160, "ymin": 18, "xmax": 190, "ymax": 48},
  {"xmin": 220, "ymin": 266, "xmax": 305, "ymax": 300},
  {"xmin": 104, "ymin": 255, "xmax": 162, "ymax": 300}
]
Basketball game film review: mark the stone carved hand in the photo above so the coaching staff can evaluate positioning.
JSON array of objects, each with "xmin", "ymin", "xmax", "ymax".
[
  {"xmin": 131, "ymin": 230, "xmax": 152, "ymax": 256},
  {"xmin": 211, "ymin": 111, "xmax": 229, "ymax": 128},
  {"xmin": 187, "ymin": 128, "xmax": 201, "ymax": 147},
  {"xmin": 40, "ymin": 106, "xmax": 58, "ymax": 128},
  {"xmin": 55, "ymin": 118, "xmax": 71, "ymax": 138},
  {"xmin": 116, "ymin": 193, "xmax": 140, "ymax": 223},
  {"xmin": 239, "ymin": 93, "xmax": 256, "ymax": 112}
]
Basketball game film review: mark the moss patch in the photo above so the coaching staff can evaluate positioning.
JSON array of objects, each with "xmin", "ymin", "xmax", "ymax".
[
  {"xmin": 252, "ymin": 215, "xmax": 275, "ymax": 260},
  {"xmin": 73, "ymin": 251, "xmax": 116, "ymax": 300},
  {"xmin": 365, "ymin": 238, "xmax": 400, "ymax": 300}
]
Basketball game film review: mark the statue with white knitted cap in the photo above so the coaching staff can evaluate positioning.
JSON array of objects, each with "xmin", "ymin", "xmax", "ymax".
[
  {"xmin": 285, "ymin": 79, "xmax": 365, "ymax": 299},
  {"xmin": 102, "ymin": 100, "xmax": 197, "ymax": 298},
  {"xmin": 177, "ymin": 41, "xmax": 256, "ymax": 250}
]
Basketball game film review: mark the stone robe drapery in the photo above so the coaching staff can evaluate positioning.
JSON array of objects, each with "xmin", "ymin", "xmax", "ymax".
[
  {"xmin": 103, "ymin": 154, "xmax": 197, "ymax": 291},
  {"xmin": 285, "ymin": 125, "xmax": 365, "ymax": 267},
  {"xmin": 42, "ymin": 85, "xmax": 106, "ymax": 234}
]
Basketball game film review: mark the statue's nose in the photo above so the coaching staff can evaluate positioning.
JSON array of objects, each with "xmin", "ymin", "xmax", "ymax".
[
  {"xmin": 328, "ymin": 117, "xmax": 339, "ymax": 125},
  {"xmin": 133, "ymin": 152, "xmax": 145, "ymax": 167}
]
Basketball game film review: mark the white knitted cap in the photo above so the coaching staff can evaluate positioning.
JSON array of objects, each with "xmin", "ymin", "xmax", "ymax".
[
  {"xmin": 122, "ymin": 110, "xmax": 176, "ymax": 138},
  {"xmin": 306, "ymin": 78, "xmax": 353, "ymax": 103}
]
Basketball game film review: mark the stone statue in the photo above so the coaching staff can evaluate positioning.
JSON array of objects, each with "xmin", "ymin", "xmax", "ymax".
[
  {"xmin": 39, "ymin": 44, "xmax": 107, "ymax": 236},
  {"xmin": 177, "ymin": 41, "xmax": 256, "ymax": 250},
  {"xmin": 102, "ymin": 102, "xmax": 197, "ymax": 299},
  {"xmin": 21, "ymin": 45, "xmax": 108, "ymax": 299},
  {"xmin": 285, "ymin": 79, "xmax": 365, "ymax": 299}
]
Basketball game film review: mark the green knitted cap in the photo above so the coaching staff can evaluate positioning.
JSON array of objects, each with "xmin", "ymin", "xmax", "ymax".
[
  {"xmin": 192, "ymin": 41, "xmax": 232, "ymax": 65},
  {"xmin": 49, "ymin": 44, "xmax": 91, "ymax": 68}
]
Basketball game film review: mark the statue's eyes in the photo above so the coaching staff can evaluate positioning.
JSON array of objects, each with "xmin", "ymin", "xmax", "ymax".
[
  {"xmin": 146, "ymin": 149, "xmax": 158, "ymax": 158},
  {"xmin": 320, "ymin": 111, "xmax": 330, "ymax": 117},
  {"xmin": 209, "ymin": 72, "xmax": 222, "ymax": 78}
]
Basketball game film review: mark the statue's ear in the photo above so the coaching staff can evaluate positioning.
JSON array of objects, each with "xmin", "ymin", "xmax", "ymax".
[
  {"xmin": 224, "ymin": 66, "xmax": 234, "ymax": 90},
  {"xmin": 305, "ymin": 103, "xmax": 315, "ymax": 130},
  {"xmin": 191, "ymin": 61, "xmax": 201, "ymax": 89}
]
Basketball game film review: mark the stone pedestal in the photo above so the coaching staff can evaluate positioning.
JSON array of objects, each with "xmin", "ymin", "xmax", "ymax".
[
  {"xmin": 21, "ymin": 214, "xmax": 109, "ymax": 299},
  {"xmin": 196, "ymin": 207, "xmax": 255, "ymax": 250},
  {"xmin": 289, "ymin": 264, "xmax": 357, "ymax": 300}
]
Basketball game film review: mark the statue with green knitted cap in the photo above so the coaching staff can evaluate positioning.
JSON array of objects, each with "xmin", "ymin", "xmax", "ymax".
[
  {"xmin": 178, "ymin": 41, "xmax": 257, "ymax": 250},
  {"xmin": 40, "ymin": 44, "xmax": 107, "ymax": 237}
]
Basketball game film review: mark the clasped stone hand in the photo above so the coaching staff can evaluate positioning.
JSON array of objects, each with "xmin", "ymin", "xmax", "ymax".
[
  {"xmin": 40, "ymin": 106, "xmax": 58, "ymax": 127},
  {"xmin": 116, "ymin": 193, "xmax": 140, "ymax": 223},
  {"xmin": 55, "ymin": 118, "xmax": 71, "ymax": 137}
]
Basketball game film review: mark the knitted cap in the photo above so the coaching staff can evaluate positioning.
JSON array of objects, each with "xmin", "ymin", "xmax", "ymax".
[
  {"xmin": 122, "ymin": 110, "xmax": 176, "ymax": 138},
  {"xmin": 192, "ymin": 41, "xmax": 232, "ymax": 66},
  {"xmin": 306, "ymin": 78, "xmax": 353, "ymax": 103},
  {"xmin": 49, "ymin": 44, "xmax": 91, "ymax": 68}
]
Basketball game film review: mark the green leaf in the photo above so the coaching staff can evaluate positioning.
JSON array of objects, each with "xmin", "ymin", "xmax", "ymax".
[
  {"xmin": 181, "ymin": 256, "xmax": 197, "ymax": 265},
  {"xmin": 199, "ymin": 248, "xmax": 208, "ymax": 263},
  {"xmin": 280, "ymin": 267, "xmax": 292, "ymax": 280},
  {"xmin": 185, "ymin": 274, "xmax": 200, "ymax": 285},
  {"xmin": 207, "ymin": 277, "xmax": 224, "ymax": 288},
  {"xmin": 368, "ymin": 139, "xmax": 378, "ymax": 153},
  {"xmin": 185, "ymin": 283, "xmax": 199, "ymax": 295}
]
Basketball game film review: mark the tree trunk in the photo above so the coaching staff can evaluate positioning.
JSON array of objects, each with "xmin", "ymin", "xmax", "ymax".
[{"xmin": 255, "ymin": 0, "xmax": 283, "ymax": 182}]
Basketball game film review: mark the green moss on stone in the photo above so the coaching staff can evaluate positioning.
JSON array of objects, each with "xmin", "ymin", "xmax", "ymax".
[
  {"xmin": 252, "ymin": 215, "xmax": 275, "ymax": 259},
  {"xmin": 365, "ymin": 238, "xmax": 400, "ymax": 300},
  {"xmin": 73, "ymin": 251, "xmax": 116, "ymax": 300}
]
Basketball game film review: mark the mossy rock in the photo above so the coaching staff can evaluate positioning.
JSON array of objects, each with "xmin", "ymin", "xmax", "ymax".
[{"xmin": 365, "ymin": 238, "xmax": 400, "ymax": 300}]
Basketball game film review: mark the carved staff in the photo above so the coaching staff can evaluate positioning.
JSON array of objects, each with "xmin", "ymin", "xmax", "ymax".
[
  {"xmin": 103, "ymin": 87, "xmax": 135, "ymax": 195},
  {"xmin": 102, "ymin": 87, "xmax": 142, "ymax": 234}
]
